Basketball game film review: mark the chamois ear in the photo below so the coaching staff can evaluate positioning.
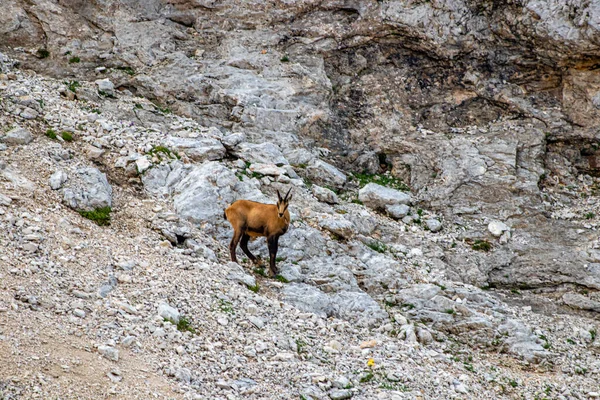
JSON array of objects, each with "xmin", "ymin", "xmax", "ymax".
[{"xmin": 277, "ymin": 189, "xmax": 282, "ymax": 202}]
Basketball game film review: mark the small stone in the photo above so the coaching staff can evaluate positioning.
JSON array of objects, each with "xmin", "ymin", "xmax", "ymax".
[
  {"xmin": 73, "ymin": 309, "xmax": 86, "ymax": 318},
  {"xmin": 386, "ymin": 204, "xmax": 410, "ymax": 219},
  {"xmin": 488, "ymin": 220, "xmax": 509, "ymax": 237},
  {"xmin": 328, "ymin": 389, "xmax": 353, "ymax": 399},
  {"xmin": 248, "ymin": 316, "xmax": 265, "ymax": 329},
  {"xmin": 217, "ymin": 317, "xmax": 229, "ymax": 326},
  {"xmin": 49, "ymin": 170, "xmax": 68, "ymax": 190},
  {"xmin": 329, "ymin": 340, "xmax": 342, "ymax": 351},
  {"xmin": 107, "ymin": 370, "xmax": 122, "ymax": 383},
  {"xmin": 158, "ymin": 303, "xmax": 180, "ymax": 323},
  {"xmin": 122, "ymin": 336, "xmax": 136, "ymax": 347},
  {"xmin": 175, "ymin": 368, "xmax": 192, "ymax": 384},
  {"xmin": 98, "ymin": 345, "xmax": 119, "ymax": 361},
  {"xmin": 332, "ymin": 376, "xmax": 351, "ymax": 389},
  {"xmin": 136, "ymin": 156, "xmax": 151, "ymax": 174},
  {"xmin": 255, "ymin": 341, "xmax": 268, "ymax": 353},
  {"xmin": 417, "ymin": 328, "xmax": 433, "ymax": 345},
  {"xmin": 95, "ymin": 78, "xmax": 115, "ymax": 97},
  {"xmin": 359, "ymin": 340, "xmax": 377, "ymax": 349},
  {"xmin": 425, "ymin": 219, "xmax": 442, "ymax": 232}
]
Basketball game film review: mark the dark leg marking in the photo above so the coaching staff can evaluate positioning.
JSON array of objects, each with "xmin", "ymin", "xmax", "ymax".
[
  {"xmin": 267, "ymin": 235, "xmax": 280, "ymax": 276},
  {"xmin": 229, "ymin": 231, "xmax": 243, "ymax": 263},
  {"xmin": 240, "ymin": 234, "xmax": 257, "ymax": 263}
]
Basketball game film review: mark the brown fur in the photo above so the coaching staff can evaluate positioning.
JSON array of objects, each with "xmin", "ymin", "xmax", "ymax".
[{"xmin": 224, "ymin": 189, "xmax": 292, "ymax": 276}]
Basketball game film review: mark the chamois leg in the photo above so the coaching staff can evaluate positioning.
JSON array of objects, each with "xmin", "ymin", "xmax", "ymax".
[
  {"xmin": 229, "ymin": 230, "xmax": 243, "ymax": 263},
  {"xmin": 239, "ymin": 234, "xmax": 258, "ymax": 264},
  {"xmin": 267, "ymin": 235, "xmax": 280, "ymax": 277}
]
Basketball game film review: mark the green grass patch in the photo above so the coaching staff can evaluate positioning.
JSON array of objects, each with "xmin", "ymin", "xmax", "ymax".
[
  {"xmin": 280, "ymin": 55, "xmax": 290, "ymax": 62},
  {"xmin": 367, "ymin": 241, "xmax": 387, "ymax": 253},
  {"xmin": 148, "ymin": 145, "xmax": 180, "ymax": 160},
  {"xmin": 45, "ymin": 129, "xmax": 57, "ymax": 140},
  {"xmin": 351, "ymin": 172, "xmax": 410, "ymax": 192},
  {"xmin": 78, "ymin": 206, "xmax": 111, "ymax": 226},
  {"xmin": 360, "ymin": 372, "xmax": 374, "ymax": 383},
  {"xmin": 218, "ymin": 299, "xmax": 234, "ymax": 314},
  {"xmin": 275, "ymin": 275, "xmax": 289, "ymax": 283},
  {"xmin": 584, "ymin": 212, "xmax": 595, "ymax": 219},
  {"xmin": 61, "ymin": 131, "xmax": 73, "ymax": 142},
  {"xmin": 254, "ymin": 267, "xmax": 268, "ymax": 277},
  {"xmin": 471, "ymin": 240, "xmax": 492, "ymax": 252},
  {"xmin": 65, "ymin": 80, "xmax": 80, "ymax": 92},
  {"xmin": 165, "ymin": 316, "xmax": 196, "ymax": 334},
  {"xmin": 69, "ymin": 56, "xmax": 80, "ymax": 63},
  {"xmin": 248, "ymin": 283, "xmax": 260, "ymax": 293},
  {"xmin": 115, "ymin": 66, "xmax": 135, "ymax": 76},
  {"xmin": 351, "ymin": 198, "xmax": 363, "ymax": 205},
  {"xmin": 296, "ymin": 339, "xmax": 307, "ymax": 353},
  {"xmin": 444, "ymin": 309, "xmax": 455, "ymax": 314}
]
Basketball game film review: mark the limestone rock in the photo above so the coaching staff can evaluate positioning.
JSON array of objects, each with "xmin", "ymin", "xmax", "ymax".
[
  {"xmin": 312, "ymin": 185, "xmax": 339, "ymax": 204},
  {"xmin": 2, "ymin": 126, "xmax": 32, "ymax": 145},
  {"xmin": 158, "ymin": 303, "xmax": 180, "ymax": 324},
  {"xmin": 49, "ymin": 170, "xmax": 68, "ymax": 190},
  {"xmin": 166, "ymin": 136, "xmax": 226, "ymax": 162},
  {"xmin": 488, "ymin": 220, "xmax": 510, "ymax": 237},
  {"xmin": 358, "ymin": 183, "xmax": 411, "ymax": 211},
  {"xmin": 306, "ymin": 160, "xmax": 346, "ymax": 188},
  {"xmin": 62, "ymin": 167, "xmax": 112, "ymax": 212}
]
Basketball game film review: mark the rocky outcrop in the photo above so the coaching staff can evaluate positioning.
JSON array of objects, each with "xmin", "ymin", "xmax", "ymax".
[{"xmin": 62, "ymin": 167, "xmax": 112, "ymax": 212}]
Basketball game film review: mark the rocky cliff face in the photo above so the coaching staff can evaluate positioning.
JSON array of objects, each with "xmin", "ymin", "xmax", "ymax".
[{"xmin": 1, "ymin": 1, "xmax": 600, "ymax": 399}]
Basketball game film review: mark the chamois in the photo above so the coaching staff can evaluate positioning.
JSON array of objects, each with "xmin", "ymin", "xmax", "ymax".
[{"xmin": 224, "ymin": 188, "xmax": 292, "ymax": 276}]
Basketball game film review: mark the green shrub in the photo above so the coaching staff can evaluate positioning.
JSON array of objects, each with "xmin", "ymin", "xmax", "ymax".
[
  {"xmin": 61, "ymin": 131, "xmax": 73, "ymax": 142},
  {"xmin": 45, "ymin": 129, "xmax": 57, "ymax": 139},
  {"xmin": 351, "ymin": 172, "xmax": 410, "ymax": 191},
  {"xmin": 471, "ymin": 240, "xmax": 492, "ymax": 252},
  {"xmin": 367, "ymin": 241, "xmax": 387, "ymax": 253},
  {"xmin": 78, "ymin": 206, "xmax": 111, "ymax": 226}
]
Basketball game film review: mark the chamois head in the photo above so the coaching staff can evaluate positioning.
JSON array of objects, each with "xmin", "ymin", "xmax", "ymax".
[{"xmin": 276, "ymin": 188, "xmax": 292, "ymax": 219}]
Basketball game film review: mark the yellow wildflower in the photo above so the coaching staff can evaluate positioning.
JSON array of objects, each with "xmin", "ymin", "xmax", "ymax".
[{"xmin": 367, "ymin": 358, "xmax": 375, "ymax": 367}]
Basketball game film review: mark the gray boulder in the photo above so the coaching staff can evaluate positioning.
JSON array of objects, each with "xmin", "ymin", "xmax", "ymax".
[
  {"xmin": 95, "ymin": 78, "xmax": 115, "ymax": 97},
  {"xmin": 282, "ymin": 283, "xmax": 332, "ymax": 318},
  {"xmin": 165, "ymin": 136, "xmax": 226, "ymax": 162},
  {"xmin": 2, "ymin": 126, "xmax": 33, "ymax": 145},
  {"xmin": 312, "ymin": 185, "xmax": 339, "ymax": 204},
  {"xmin": 358, "ymin": 183, "xmax": 411, "ymax": 210},
  {"xmin": 562, "ymin": 292, "xmax": 600, "ymax": 312},
  {"xmin": 385, "ymin": 204, "xmax": 410, "ymax": 219},
  {"xmin": 426, "ymin": 219, "xmax": 442, "ymax": 232},
  {"xmin": 231, "ymin": 142, "xmax": 288, "ymax": 166},
  {"xmin": 62, "ymin": 167, "xmax": 112, "ymax": 211},
  {"xmin": 319, "ymin": 217, "xmax": 354, "ymax": 239},
  {"xmin": 172, "ymin": 161, "xmax": 267, "ymax": 224},
  {"xmin": 305, "ymin": 160, "xmax": 346, "ymax": 188}
]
